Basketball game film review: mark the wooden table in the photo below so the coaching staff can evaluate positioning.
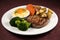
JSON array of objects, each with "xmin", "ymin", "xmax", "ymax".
[{"xmin": 0, "ymin": 0, "xmax": 60, "ymax": 40}]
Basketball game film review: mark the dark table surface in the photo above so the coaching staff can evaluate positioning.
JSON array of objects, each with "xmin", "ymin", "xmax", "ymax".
[{"xmin": 0, "ymin": 0, "xmax": 60, "ymax": 40}]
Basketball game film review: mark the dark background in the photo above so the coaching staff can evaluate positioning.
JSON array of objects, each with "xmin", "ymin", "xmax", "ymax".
[{"xmin": 0, "ymin": 0, "xmax": 60, "ymax": 40}]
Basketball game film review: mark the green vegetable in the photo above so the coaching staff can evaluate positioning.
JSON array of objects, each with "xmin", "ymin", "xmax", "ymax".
[
  {"xmin": 17, "ymin": 23, "xmax": 28, "ymax": 31},
  {"xmin": 17, "ymin": 20, "xmax": 31, "ymax": 31},
  {"xmin": 15, "ymin": 20, "xmax": 21, "ymax": 26},
  {"xmin": 9, "ymin": 17, "xmax": 31, "ymax": 31},
  {"xmin": 9, "ymin": 17, "xmax": 20, "ymax": 27}
]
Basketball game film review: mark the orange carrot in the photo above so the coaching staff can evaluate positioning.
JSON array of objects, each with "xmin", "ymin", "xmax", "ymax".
[{"xmin": 27, "ymin": 4, "xmax": 35, "ymax": 16}]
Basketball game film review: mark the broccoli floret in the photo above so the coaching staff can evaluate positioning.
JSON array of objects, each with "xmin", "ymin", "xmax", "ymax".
[
  {"xmin": 17, "ymin": 19, "xmax": 31, "ymax": 31},
  {"xmin": 17, "ymin": 22, "xmax": 28, "ymax": 31},
  {"xmin": 9, "ymin": 17, "xmax": 20, "ymax": 27},
  {"xmin": 15, "ymin": 20, "xmax": 21, "ymax": 26}
]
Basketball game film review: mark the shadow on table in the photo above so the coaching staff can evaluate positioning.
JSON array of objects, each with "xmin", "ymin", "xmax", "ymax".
[{"xmin": 9, "ymin": 30, "xmax": 52, "ymax": 40}]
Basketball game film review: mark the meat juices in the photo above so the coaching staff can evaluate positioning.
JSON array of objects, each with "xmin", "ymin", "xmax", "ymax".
[{"xmin": 27, "ymin": 15, "xmax": 49, "ymax": 28}]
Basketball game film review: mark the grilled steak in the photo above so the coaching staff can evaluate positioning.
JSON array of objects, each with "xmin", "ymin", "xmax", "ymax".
[{"xmin": 27, "ymin": 15, "xmax": 49, "ymax": 28}]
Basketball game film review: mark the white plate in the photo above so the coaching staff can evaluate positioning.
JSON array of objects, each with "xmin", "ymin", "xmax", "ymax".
[{"xmin": 1, "ymin": 5, "xmax": 58, "ymax": 35}]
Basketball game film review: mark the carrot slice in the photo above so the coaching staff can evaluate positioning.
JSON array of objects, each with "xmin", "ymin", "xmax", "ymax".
[{"xmin": 27, "ymin": 4, "xmax": 35, "ymax": 16}]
